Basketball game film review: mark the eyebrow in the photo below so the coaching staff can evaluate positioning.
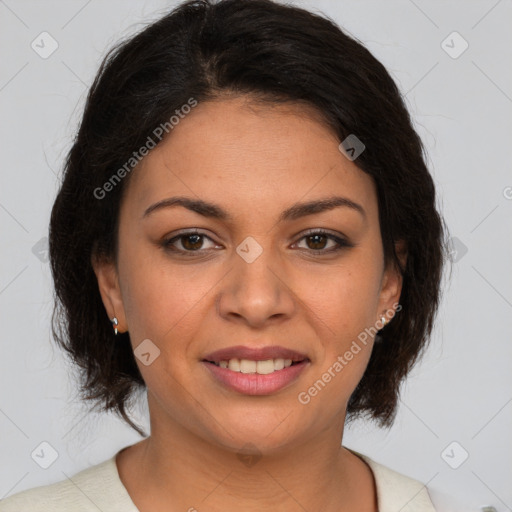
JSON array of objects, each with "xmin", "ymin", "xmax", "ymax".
[{"xmin": 142, "ymin": 195, "xmax": 366, "ymax": 222}]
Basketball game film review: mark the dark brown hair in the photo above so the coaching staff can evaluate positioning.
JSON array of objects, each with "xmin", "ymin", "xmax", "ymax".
[{"xmin": 49, "ymin": 0, "xmax": 446, "ymax": 437}]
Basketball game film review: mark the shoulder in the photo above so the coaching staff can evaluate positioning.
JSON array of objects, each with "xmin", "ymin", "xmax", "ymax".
[
  {"xmin": 358, "ymin": 452, "xmax": 437, "ymax": 512},
  {"xmin": 348, "ymin": 448, "xmax": 474, "ymax": 512},
  {"xmin": 0, "ymin": 452, "xmax": 137, "ymax": 512}
]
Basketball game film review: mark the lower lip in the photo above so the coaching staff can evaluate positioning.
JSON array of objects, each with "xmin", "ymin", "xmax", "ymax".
[{"xmin": 202, "ymin": 360, "xmax": 310, "ymax": 395}]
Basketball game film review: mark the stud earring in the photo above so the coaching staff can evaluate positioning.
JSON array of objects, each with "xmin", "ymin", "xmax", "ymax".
[
  {"xmin": 380, "ymin": 315, "xmax": 387, "ymax": 328},
  {"xmin": 110, "ymin": 317, "xmax": 119, "ymax": 335}
]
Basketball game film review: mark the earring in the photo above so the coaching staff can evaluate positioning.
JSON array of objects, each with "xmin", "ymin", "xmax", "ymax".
[
  {"xmin": 110, "ymin": 317, "xmax": 119, "ymax": 335},
  {"xmin": 380, "ymin": 315, "xmax": 387, "ymax": 328}
]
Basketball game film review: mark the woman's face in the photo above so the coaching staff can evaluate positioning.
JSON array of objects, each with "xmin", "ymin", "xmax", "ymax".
[{"xmin": 94, "ymin": 96, "xmax": 403, "ymax": 454}]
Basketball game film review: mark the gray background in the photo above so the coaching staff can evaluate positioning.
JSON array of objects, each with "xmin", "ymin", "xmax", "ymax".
[{"xmin": 1, "ymin": 0, "xmax": 511, "ymax": 509}]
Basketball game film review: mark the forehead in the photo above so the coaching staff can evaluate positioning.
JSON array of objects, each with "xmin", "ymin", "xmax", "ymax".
[{"xmin": 122, "ymin": 96, "xmax": 377, "ymax": 220}]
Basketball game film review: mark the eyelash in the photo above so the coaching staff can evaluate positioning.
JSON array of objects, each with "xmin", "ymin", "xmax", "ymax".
[{"xmin": 162, "ymin": 229, "xmax": 352, "ymax": 256}]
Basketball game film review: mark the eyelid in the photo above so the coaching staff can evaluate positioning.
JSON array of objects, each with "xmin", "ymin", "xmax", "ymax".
[
  {"xmin": 163, "ymin": 228, "xmax": 218, "ymax": 245},
  {"xmin": 298, "ymin": 227, "xmax": 347, "ymax": 239}
]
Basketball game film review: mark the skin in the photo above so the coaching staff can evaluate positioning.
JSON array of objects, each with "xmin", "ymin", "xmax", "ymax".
[{"xmin": 92, "ymin": 95, "xmax": 405, "ymax": 512}]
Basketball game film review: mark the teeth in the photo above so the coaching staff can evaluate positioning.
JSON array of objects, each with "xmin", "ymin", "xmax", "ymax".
[
  {"xmin": 274, "ymin": 358, "xmax": 285, "ymax": 370},
  {"xmin": 228, "ymin": 359, "xmax": 240, "ymax": 372},
  {"xmin": 240, "ymin": 359, "xmax": 257, "ymax": 374},
  {"xmin": 213, "ymin": 358, "xmax": 297, "ymax": 374}
]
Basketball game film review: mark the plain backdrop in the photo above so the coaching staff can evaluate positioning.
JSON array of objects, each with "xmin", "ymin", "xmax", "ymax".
[{"xmin": 1, "ymin": 0, "xmax": 511, "ymax": 510}]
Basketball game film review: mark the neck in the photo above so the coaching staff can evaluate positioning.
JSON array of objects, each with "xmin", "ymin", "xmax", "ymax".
[{"xmin": 117, "ymin": 413, "xmax": 377, "ymax": 512}]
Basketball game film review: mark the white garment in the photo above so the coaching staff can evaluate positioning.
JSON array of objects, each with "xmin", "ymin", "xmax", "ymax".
[{"xmin": 0, "ymin": 446, "xmax": 471, "ymax": 511}]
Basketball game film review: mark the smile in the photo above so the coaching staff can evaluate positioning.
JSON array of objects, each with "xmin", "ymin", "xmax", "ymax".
[
  {"xmin": 202, "ymin": 358, "xmax": 310, "ymax": 395},
  {"xmin": 205, "ymin": 357, "xmax": 301, "ymax": 374}
]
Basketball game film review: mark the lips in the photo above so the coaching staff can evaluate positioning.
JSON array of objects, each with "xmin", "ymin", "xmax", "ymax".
[{"xmin": 202, "ymin": 345, "xmax": 309, "ymax": 363}]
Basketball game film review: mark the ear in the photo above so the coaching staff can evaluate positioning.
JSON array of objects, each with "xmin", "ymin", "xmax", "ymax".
[
  {"xmin": 91, "ymin": 252, "xmax": 127, "ymax": 334},
  {"xmin": 377, "ymin": 240, "xmax": 407, "ymax": 319}
]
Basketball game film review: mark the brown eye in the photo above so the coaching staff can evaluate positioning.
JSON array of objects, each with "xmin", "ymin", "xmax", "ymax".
[
  {"xmin": 180, "ymin": 234, "xmax": 204, "ymax": 251},
  {"xmin": 295, "ymin": 230, "xmax": 352, "ymax": 254},
  {"xmin": 163, "ymin": 230, "xmax": 218, "ymax": 254},
  {"xmin": 305, "ymin": 233, "xmax": 329, "ymax": 250}
]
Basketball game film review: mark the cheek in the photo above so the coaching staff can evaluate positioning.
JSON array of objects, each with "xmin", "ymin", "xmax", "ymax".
[
  {"xmin": 300, "ymin": 259, "xmax": 382, "ymax": 339},
  {"xmin": 118, "ymin": 243, "xmax": 220, "ymax": 345},
  {"xmin": 297, "ymin": 266, "xmax": 381, "ymax": 412}
]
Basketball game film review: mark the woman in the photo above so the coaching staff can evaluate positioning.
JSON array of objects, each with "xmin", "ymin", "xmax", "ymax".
[{"xmin": 0, "ymin": 0, "xmax": 459, "ymax": 510}]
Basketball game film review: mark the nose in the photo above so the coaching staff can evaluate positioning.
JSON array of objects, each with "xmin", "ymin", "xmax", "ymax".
[{"xmin": 216, "ymin": 242, "xmax": 296, "ymax": 329}]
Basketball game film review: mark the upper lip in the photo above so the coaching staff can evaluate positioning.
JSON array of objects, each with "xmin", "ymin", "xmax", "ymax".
[{"xmin": 202, "ymin": 345, "xmax": 309, "ymax": 363}]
